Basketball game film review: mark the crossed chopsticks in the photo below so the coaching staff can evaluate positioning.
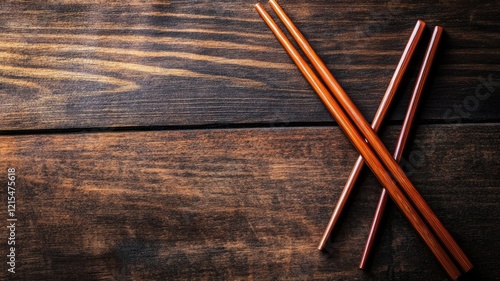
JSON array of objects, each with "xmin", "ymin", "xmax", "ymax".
[{"xmin": 255, "ymin": 1, "xmax": 472, "ymax": 279}]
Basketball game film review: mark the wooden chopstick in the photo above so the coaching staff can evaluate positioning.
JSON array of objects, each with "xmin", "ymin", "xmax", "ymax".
[
  {"xmin": 255, "ymin": 3, "xmax": 465, "ymax": 279},
  {"xmin": 318, "ymin": 20, "xmax": 426, "ymax": 253},
  {"xmin": 266, "ymin": 0, "xmax": 472, "ymax": 273},
  {"xmin": 360, "ymin": 25, "xmax": 444, "ymax": 269}
]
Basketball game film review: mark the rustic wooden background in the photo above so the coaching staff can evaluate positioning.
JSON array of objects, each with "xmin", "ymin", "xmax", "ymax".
[{"xmin": 0, "ymin": 0, "xmax": 498, "ymax": 280}]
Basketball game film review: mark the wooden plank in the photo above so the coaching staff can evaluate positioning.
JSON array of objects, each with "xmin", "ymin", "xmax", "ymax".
[
  {"xmin": 0, "ymin": 124, "xmax": 498, "ymax": 280},
  {"xmin": 0, "ymin": 1, "xmax": 498, "ymax": 130}
]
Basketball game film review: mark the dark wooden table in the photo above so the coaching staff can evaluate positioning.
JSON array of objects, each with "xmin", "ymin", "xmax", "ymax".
[{"xmin": 0, "ymin": 1, "xmax": 498, "ymax": 280}]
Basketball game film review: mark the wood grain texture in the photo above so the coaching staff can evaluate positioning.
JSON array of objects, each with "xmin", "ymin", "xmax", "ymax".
[
  {"xmin": 0, "ymin": 1, "xmax": 498, "ymax": 280},
  {"xmin": 0, "ymin": 124, "xmax": 498, "ymax": 280},
  {"xmin": 0, "ymin": 0, "xmax": 498, "ymax": 130}
]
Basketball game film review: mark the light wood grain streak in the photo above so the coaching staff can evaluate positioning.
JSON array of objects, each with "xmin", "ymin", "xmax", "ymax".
[
  {"xmin": 13, "ymin": 25, "xmax": 271, "ymax": 39},
  {"xmin": 0, "ymin": 32, "xmax": 274, "ymax": 53},
  {"xmin": 139, "ymin": 12, "xmax": 262, "ymax": 23},
  {"xmin": 0, "ymin": 41, "xmax": 294, "ymax": 70},
  {"xmin": 0, "ymin": 77, "xmax": 50, "ymax": 95},
  {"xmin": 0, "ymin": 64, "xmax": 139, "ymax": 93},
  {"xmin": 0, "ymin": 52, "xmax": 264, "ymax": 92}
]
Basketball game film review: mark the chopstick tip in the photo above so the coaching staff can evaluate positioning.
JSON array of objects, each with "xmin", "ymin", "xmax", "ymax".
[
  {"xmin": 254, "ymin": 2, "xmax": 266, "ymax": 13},
  {"xmin": 431, "ymin": 25, "xmax": 445, "ymax": 40},
  {"xmin": 416, "ymin": 19, "xmax": 426, "ymax": 28}
]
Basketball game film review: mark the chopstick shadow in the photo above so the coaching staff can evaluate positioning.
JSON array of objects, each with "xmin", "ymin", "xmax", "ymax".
[
  {"xmin": 323, "ymin": 166, "xmax": 370, "ymax": 246},
  {"xmin": 323, "ymin": 167, "xmax": 393, "ymax": 272},
  {"xmin": 320, "ymin": 167, "xmax": 368, "ymax": 253},
  {"xmin": 413, "ymin": 28, "xmax": 449, "ymax": 127}
]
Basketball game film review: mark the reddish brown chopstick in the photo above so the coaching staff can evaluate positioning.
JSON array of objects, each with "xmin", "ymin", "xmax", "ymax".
[
  {"xmin": 360, "ymin": 26, "xmax": 444, "ymax": 269},
  {"xmin": 254, "ymin": 3, "xmax": 461, "ymax": 279},
  {"xmin": 318, "ymin": 20, "xmax": 426, "ymax": 252},
  {"xmin": 267, "ymin": 0, "xmax": 472, "ymax": 273}
]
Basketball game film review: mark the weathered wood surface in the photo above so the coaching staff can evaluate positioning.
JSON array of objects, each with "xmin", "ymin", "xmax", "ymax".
[
  {"xmin": 0, "ymin": 0, "xmax": 498, "ymax": 131},
  {"xmin": 0, "ymin": 124, "xmax": 498, "ymax": 280},
  {"xmin": 0, "ymin": 0, "xmax": 499, "ymax": 280}
]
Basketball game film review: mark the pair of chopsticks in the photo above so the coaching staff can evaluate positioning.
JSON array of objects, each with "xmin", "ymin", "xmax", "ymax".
[{"xmin": 255, "ymin": 1, "xmax": 472, "ymax": 279}]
